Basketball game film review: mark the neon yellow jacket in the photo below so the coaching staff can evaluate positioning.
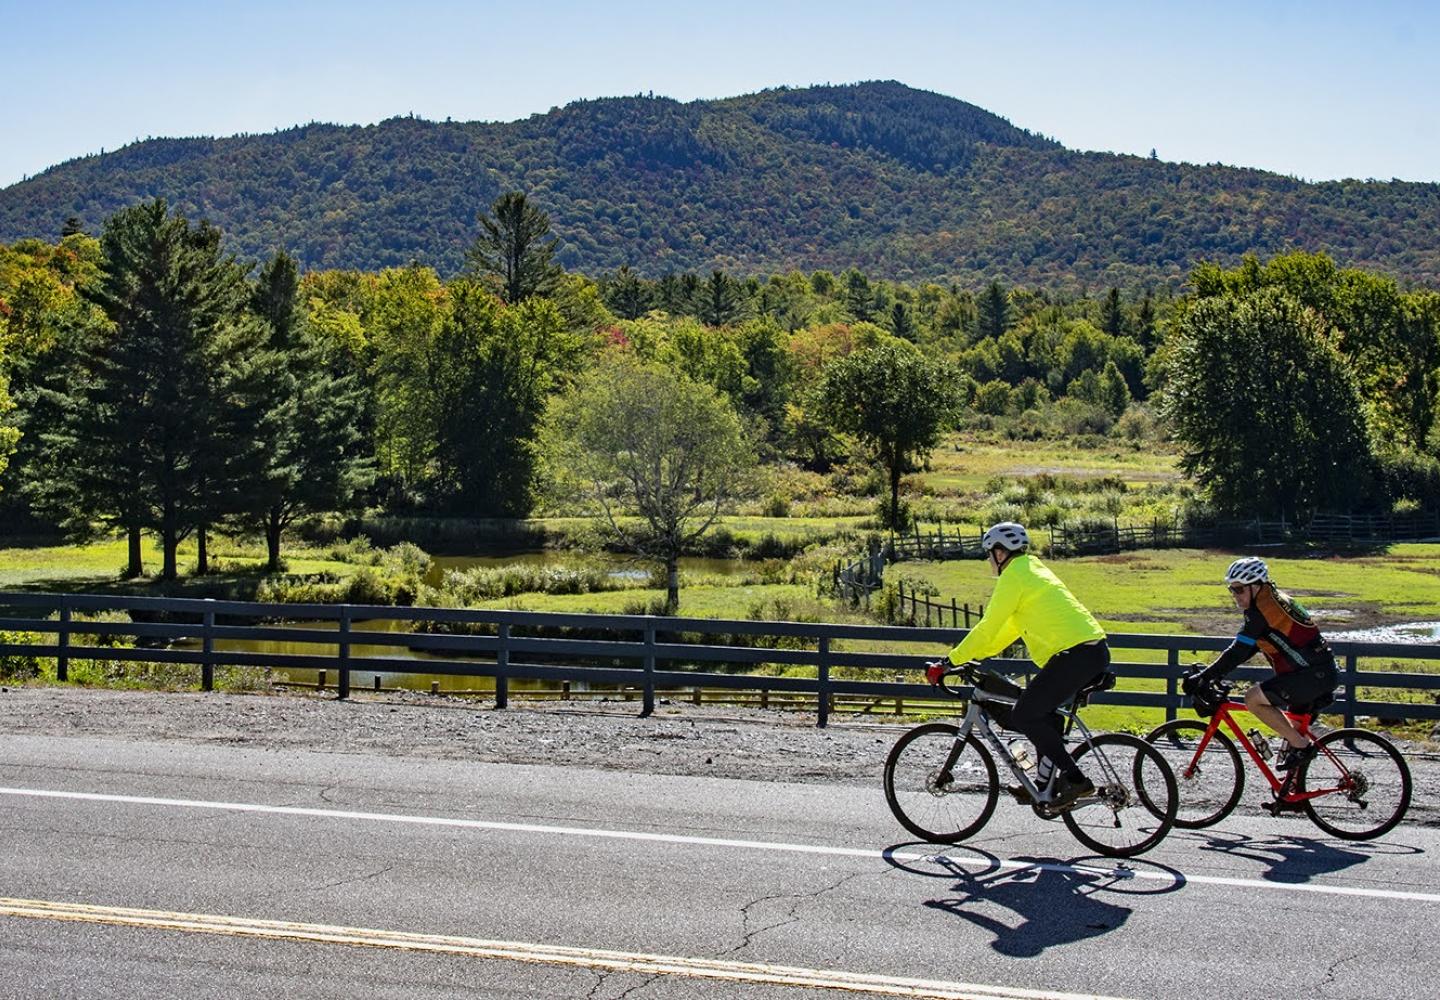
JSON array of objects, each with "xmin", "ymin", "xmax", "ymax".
[{"xmin": 946, "ymin": 554, "xmax": 1105, "ymax": 668}]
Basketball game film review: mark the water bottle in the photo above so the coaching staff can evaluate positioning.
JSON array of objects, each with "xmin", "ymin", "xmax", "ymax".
[
  {"xmin": 1248, "ymin": 729, "xmax": 1273, "ymax": 760},
  {"xmin": 1010, "ymin": 741, "xmax": 1036, "ymax": 774}
]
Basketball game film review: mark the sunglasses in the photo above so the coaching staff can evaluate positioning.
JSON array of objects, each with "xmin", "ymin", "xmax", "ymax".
[{"xmin": 1227, "ymin": 584, "xmax": 1249, "ymax": 594}]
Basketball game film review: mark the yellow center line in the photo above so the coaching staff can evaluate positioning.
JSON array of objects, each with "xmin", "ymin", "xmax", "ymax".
[{"xmin": 0, "ymin": 897, "xmax": 1131, "ymax": 1000}]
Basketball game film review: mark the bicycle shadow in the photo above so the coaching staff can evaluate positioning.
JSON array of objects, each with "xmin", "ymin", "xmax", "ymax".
[
  {"xmin": 1170, "ymin": 828, "xmax": 1422, "ymax": 884},
  {"xmin": 883, "ymin": 844, "xmax": 1183, "ymax": 957}
]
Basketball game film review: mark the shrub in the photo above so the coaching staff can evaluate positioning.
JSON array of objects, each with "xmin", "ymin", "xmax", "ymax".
[
  {"xmin": 1379, "ymin": 450, "xmax": 1440, "ymax": 507},
  {"xmin": 0, "ymin": 630, "xmax": 43, "ymax": 681}
]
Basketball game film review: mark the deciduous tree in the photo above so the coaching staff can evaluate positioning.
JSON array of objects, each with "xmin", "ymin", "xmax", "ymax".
[{"xmin": 543, "ymin": 354, "xmax": 756, "ymax": 611}]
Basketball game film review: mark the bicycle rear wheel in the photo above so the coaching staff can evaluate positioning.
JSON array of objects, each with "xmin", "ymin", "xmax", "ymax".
[
  {"xmin": 883, "ymin": 723, "xmax": 998, "ymax": 843},
  {"xmin": 1063, "ymin": 733, "xmax": 1176, "ymax": 858},
  {"xmin": 1300, "ymin": 729, "xmax": 1412, "ymax": 840},
  {"xmin": 1145, "ymin": 719, "xmax": 1244, "ymax": 828}
]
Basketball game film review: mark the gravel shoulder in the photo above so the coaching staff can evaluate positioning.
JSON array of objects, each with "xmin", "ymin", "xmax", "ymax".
[{"xmin": 4, "ymin": 685, "xmax": 1437, "ymax": 824}]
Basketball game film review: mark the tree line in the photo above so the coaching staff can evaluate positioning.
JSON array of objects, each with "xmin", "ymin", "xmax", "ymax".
[{"xmin": 3, "ymin": 191, "xmax": 1440, "ymax": 593}]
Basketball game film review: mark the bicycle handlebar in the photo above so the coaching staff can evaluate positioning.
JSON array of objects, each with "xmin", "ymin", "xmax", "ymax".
[{"xmin": 927, "ymin": 659, "xmax": 982, "ymax": 697}]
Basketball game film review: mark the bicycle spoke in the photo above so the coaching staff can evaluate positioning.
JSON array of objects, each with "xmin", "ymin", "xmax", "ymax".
[
  {"xmin": 1301, "ymin": 730, "xmax": 1412, "ymax": 840},
  {"xmin": 884, "ymin": 723, "xmax": 998, "ymax": 843},
  {"xmin": 1145, "ymin": 719, "xmax": 1244, "ymax": 828},
  {"xmin": 1063, "ymin": 733, "xmax": 1176, "ymax": 858}
]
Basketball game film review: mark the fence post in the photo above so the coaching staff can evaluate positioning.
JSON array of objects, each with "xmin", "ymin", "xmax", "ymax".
[
  {"xmin": 951, "ymin": 597, "xmax": 958, "ymax": 628},
  {"xmin": 201, "ymin": 603, "xmax": 215, "ymax": 692},
  {"xmin": 496, "ymin": 622, "xmax": 510, "ymax": 709},
  {"xmin": 338, "ymin": 606, "xmax": 351, "ymax": 700},
  {"xmin": 57, "ymin": 598, "xmax": 71, "ymax": 682},
  {"xmin": 817, "ymin": 636, "xmax": 831, "ymax": 728},
  {"xmin": 1165, "ymin": 648, "xmax": 1179, "ymax": 722},
  {"xmin": 1343, "ymin": 652, "xmax": 1358, "ymax": 728},
  {"xmin": 642, "ymin": 623, "xmax": 656, "ymax": 717}
]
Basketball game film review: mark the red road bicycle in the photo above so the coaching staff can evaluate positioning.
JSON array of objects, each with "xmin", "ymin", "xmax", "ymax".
[{"xmin": 1146, "ymin": 674, "xmax": 1412, "ymax": 840}]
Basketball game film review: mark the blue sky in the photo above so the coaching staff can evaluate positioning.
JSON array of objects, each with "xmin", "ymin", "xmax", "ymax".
[{"xmin": 3, "ymin": 0, "xmax": 1436, "ymax": 190}]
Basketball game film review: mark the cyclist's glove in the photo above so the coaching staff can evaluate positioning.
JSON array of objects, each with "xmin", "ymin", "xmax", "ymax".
[{"xmin": 925, "ymin": 660, "xmax": 949, "ymax": 686}]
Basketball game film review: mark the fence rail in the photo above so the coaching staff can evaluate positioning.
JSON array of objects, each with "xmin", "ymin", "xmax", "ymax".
[{"xmin": 3, "ymin": 591, "xmax": 1439, "ymax": 730}]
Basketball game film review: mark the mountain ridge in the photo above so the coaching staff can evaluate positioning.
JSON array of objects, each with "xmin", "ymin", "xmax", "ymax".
[{"xmin": 3, "ymin": 81, "xmax": 1437, "ymax": 288}]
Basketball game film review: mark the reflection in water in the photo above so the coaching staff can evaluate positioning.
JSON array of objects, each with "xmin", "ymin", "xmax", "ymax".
[
  {"xmin": 180, "ymin": 551, "xmax": 762, "ymax": 693},
  {"xmin": 424, "ymin": 552, "xmax": 750, "ymax": 588}
]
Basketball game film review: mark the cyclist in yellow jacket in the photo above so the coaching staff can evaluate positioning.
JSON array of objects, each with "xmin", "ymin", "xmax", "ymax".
[{"xmin": 932, "ymin": 521, "xmax": 1110, "ymax": 809}]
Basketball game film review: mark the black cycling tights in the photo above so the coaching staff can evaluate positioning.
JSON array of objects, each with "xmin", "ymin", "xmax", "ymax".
[{"xmin": 1010, "ymin": 641, "xmax": 1111, "ymax": 781}]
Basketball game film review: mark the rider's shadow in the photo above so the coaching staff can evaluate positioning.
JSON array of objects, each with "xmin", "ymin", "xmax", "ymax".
[
  {"xmin": 922, "ymin": 856, "xmax": 1134, "ymax": 957},
  {"xmin": 1180, "ymin": 829, "xmax": 1406, "ymax": 883}
]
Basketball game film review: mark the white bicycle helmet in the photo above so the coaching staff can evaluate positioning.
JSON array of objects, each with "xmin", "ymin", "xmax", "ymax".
[
  {"xmin": 981, "ymin": 521, "xmax": 1030, "ymax": 554},
  {"xmin": 1224, "ymin": 556, "xmax": 1269, "ymax": 586}
]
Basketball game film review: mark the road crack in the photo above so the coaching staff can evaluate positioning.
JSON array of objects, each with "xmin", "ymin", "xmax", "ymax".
[
  {"xmin": 1316, "ymin": 949, "xmax": 1360, "ymax": 998},
  {"xmin": 717, "ymin": 868, "xmax": 876, "ymax": 959}
]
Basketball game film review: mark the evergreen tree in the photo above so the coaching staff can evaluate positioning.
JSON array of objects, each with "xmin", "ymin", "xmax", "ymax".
[
  {"xmin": 1101, "ymin": 287, "xmax": 1125, "ymax": 336},
  {"xmin": 699, "ymin": 270, "xmax": 744, "ymax": 326},
  {"xmin": 246, "ymin": 250, "xmax": 372, "ymax": 570},
  {"xmin": 844, "ymin": 269, "xmax": 873, "ymax": 322},
  {"xmin": 464, "ymin": 191, "xmax": 562, "ymax": 304},
  {"xmin": 890, "ymin": 301, "xmax": 915, "ymax": 340},
  {"xmin": 978, "ymin": 280, "xmax": 1010, "ymax": 340},
  {"xmin": 35, "ymin": 200, "xmax": 267, "ymax": 580},
  {"xmin": 605, "ymin": 265, "xmax": 652, "ymax": 320},
  {"xmin": 1136, "ymin": 290, "xmax": 1157, "ymax": 349}
]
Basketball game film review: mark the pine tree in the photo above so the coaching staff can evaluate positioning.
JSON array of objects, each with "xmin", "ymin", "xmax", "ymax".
[
  {"xmin": 890, "ymin": 301, "xmax": 915, "ymax": 340},
  {"xmin": 464, "ymin": 191, "xmax": 563, "ymax": 304},
  {"xmin": 37, "ymin": 200, "xmax": 267, "ymax": 581},
  {"xmin": 844, "ymin": 270, "xmax": 873, "ymax": 322},
  {"xmin": 978, "ymin": 280, "xmax": 1010, "ymax": 340},
  {"xmin": 1136, "ymin": 290, "xmax": 1157, "ymax": 349},
  {"xmin": 699, "ymin": 270, "xmax": 744, "ymax": 326},
  {"xmin": 1101, "ymin": 287, "xmax": 1125, "ymax": 336},
  {"xmin": 605, "ymin": 265, "xmax": 652, "ymax": 320},
  {"xmin": 245, "ymin": 251, "xmax": 372, "ymax": 570}
]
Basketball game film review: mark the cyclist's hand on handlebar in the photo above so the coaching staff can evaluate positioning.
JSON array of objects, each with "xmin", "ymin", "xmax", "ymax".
[{"xmin": 925, "ymin": 660, "xmax": 950, "ymax": 686}]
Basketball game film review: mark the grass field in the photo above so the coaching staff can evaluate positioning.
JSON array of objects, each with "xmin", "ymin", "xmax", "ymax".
[{"xmin": 4, "ymin": 437, "xmax": 1437, "ymax": 739}]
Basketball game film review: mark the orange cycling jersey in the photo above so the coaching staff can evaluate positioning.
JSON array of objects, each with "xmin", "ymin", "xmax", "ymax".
[{"xmin": 1213, "ymin": 583, "xmax": 1331, "ymax": 676}]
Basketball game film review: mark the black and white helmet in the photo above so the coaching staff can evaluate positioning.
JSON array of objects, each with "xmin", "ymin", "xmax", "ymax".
[
  {"xmin": 982, "ymin": 521, "xmax": 1030, "ymax": 554},
  {"xmin": 1224, "ymin": 557, "xmax": 1269, "ymax": 586}
]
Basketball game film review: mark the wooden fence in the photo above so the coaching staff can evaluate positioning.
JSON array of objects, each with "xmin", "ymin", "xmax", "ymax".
[{"xmin": 3, "ymin": 591, "xmax": 1439, "ymax": 729}]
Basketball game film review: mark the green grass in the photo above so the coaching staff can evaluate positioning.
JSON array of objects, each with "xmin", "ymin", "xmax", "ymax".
[
  {"xmin": 0, "ymin": 536, "xmax": 352, "ymax": 592},
  {"xmin": 917, "ymin": 431, "xmax": 1183, "ymax": 494}
]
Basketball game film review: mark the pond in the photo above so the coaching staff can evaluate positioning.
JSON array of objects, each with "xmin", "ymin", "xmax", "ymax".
[
  {"xmin": 1329, "ymin": 621, "xmax": 1440, "ymax": 644},
  {"xmin": 186, "ymin": 552, "xmax": 763, "ymax": 693},
  {"xmin": 422, "ymin": 551, "xmax": 752, "ymax": 587}
]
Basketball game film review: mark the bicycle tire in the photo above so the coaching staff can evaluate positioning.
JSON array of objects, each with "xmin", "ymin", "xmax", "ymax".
[
  {"xmin": 1145, "ymin": 719, "xmax": 1245, "ymax": 828},
  {"xmin": 1300, "ymin": 728, "xmax": 1412, "ymax": 841},
  {"xmin": 1063, "ymin": 732, "xmax": 1177, "ymax": 858},
  {"xmin": 883, "ymin": 723, "xmax": 999, "ymax": 843}
]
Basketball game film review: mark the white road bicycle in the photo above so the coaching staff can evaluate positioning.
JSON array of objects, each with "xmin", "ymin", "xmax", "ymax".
[{"xmin": 884, "ymin": 661, "xmax": 1178, "ymax": 858}]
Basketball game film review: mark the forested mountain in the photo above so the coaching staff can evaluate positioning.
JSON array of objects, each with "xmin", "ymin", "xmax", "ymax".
[{"xmin": 3, "ymin": 81, "xmax": 1438, "ymax": 288}]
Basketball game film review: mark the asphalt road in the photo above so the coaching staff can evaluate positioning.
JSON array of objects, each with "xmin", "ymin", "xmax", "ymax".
[{"xmin": 1, "ymin": 734, "xmax": 1435, "ymax": 1000}]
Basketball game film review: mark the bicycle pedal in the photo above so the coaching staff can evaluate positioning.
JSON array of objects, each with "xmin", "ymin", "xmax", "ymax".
[
  {"xmin": 1263, "ymin": 798, "xmax": 1306, "ymax": 816},
  {"xmin": 1006, "ymin": 785, "xmax": 1034, "ymax": 805}
]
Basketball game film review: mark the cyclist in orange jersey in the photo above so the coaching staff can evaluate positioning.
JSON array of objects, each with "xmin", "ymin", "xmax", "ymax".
[{"xmin": 1193, "ymin": 557, "xmax": 1338, "ymax": 780}]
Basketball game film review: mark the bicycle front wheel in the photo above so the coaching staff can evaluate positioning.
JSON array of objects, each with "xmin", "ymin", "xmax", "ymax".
[
  {"xmin": 1300, "ymin": 729, "xmax": 1412, "ymax": 840},
  {"xmin": 1145, "ymin": 719, "xmax": 1245, "ymax": 828},
  {"xmin": 1063, "ymin": 733, "xmax": 1177, "ymax": 858},
  {"xmin": 883, "ymin": 723, "xmax": 998, "ymax": 843}
]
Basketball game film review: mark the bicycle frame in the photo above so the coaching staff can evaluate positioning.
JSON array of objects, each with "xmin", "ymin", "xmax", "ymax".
[
  {"xmin": 945, "ymin": 687, "xmax": 1124, "ymax": 804},
  {"xmin": 1182, "ymin": 698, "xmax": 1349, "ymax": 804}
]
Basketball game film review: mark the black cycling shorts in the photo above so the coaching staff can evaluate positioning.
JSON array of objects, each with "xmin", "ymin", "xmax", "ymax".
[{"xmin": 1259, "ymin": 660, "xmax": 1337, "ymax": 712}]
